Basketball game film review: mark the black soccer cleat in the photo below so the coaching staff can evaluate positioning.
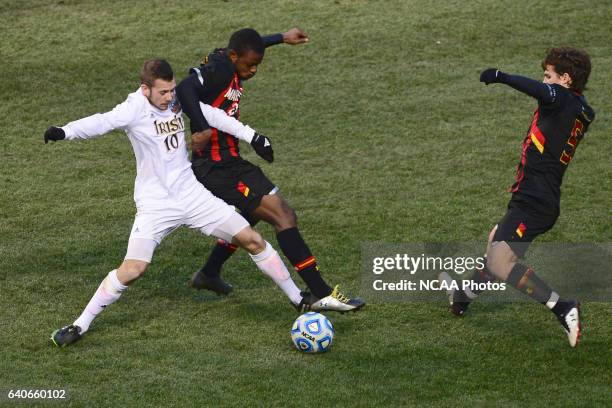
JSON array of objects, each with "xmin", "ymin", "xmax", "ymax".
[
  {"xmin": 438, "ymin": 271, "xmax": 471, "ymax": 317},
  {"xmin": 51, "ymin": 324, "xmax": 82, "ymax": 347},
  {"xmin": 450, "ymin": 298, "xmax": 471, "ymax": 317},
  {"xmin": 293, "ymin": 291, "xmax": 317, "ymax": 313},
  {"xmin": 553, "ymin": 299, "xmax": 581, "ymax": 348},
  {"xmin": 189, "ymin": 271, "xmax": 233, "ymax": 295}
]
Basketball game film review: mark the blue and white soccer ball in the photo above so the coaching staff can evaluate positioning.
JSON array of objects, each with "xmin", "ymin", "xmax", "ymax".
[{"xmin": 291, "ymin": 312, "xmax": 334, "ymax": 353}]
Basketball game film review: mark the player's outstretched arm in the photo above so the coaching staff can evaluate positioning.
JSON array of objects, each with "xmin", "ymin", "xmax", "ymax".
[
  {"xmin": 263, "ymin": 27, "xmax": 309, "ymax": 47},
  {"xmin": 199, "ymin": 103, "xmax": 274, "ymax": 163},
  {"xmin": 480, "ymin": 68, "xmax": 556, "ymax": 104},
  {"xmin": 45, "ymin": 99, "xmax": 137, "ymax": 144}
]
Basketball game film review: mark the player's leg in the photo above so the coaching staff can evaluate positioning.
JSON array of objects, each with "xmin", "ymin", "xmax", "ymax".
[
  {"xmin": 190, "ymin": 239, "xmax": 238, "ymax": 294},
  {"xmin": 191, "ymin": 212, "xmax": 258, "ymax": 294},
  {"xmin": 251, "ymin": 193, "xmax": 330, "ymax": 296},
  {"xmin": 51, "ymin": 239, "xmax": 156, "ymax": 347},
  {"xmin": 440, "ymin": 226, "xmax": 497, "ymax": 316},
  {"xmin": 192, "ymin": 162, "xmax": 365, "ymax": 312},
  {"xmin": 190, "ymin": 164, "xmax": 259, "ymax": 290},
  {"xmin": 190, "ymin": 162, "xmax": 328, "ymax": 297},
  {"xmin": 207, "ymin": 210, "xmax": 306, "ymax": 308},
  {"xmin": 184, "ymin": 186, "xmax": 308, "ymax": 308},
  {"xmin": 251, "ymin": 193, "xmax": 365, "ymax": 312},
  {"xmin": 486, "ymin": 226, "xmax": 559, "ymax": 304},
  {"xmin": 484, "ymin": 211, "xmax": 581, "ymax": 347},
  {"xmin": 51, "ymin": 208, "xmax": 178, "ymax": 347},
  {"xmin": 488, "ymin": 241, "xmax": 580, "ymax": 347}
]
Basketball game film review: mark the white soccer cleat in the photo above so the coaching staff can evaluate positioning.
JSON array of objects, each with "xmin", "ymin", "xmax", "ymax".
[
  {"xmin": 310, "ymin": 285, "xmax": 365, "ymax": 313},
  {"xmin": 555, "ymin": 300, "xmax": 581, "ymax": 348}
]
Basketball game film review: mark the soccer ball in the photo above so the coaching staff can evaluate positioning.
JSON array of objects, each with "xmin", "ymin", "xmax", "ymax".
[{"xmin": 291, "ymin": 312, "xmax": 334, "ymax": 353}]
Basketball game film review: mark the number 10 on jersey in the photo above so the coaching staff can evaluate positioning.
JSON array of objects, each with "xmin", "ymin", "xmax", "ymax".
[{"xmin": 164, "ymin": 133, "xmax": 179, "ymax": 151}]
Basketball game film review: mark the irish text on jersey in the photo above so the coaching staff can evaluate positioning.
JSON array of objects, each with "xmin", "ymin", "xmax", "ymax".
[{"xmin": 154, "ymin": 115, "xmax": 185, "ymax": 136}]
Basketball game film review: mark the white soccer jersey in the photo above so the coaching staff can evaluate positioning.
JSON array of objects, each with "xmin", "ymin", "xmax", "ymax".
[{"xmin": 62, "ymin": 88, "xmax": 255, "ymax": 205}]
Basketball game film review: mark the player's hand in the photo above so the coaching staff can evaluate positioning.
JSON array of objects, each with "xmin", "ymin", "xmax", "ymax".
[
  {"xmin": 282, "ymin": 28, "xmax": 309, "ymax": 45},
  {"xmin": 250, "ymin": 133, "xmax": 274, "ymax": 163},
  {"xmin": 480, "ymin": 68, "xmax": 502, "ymax": 85},
  {"xmin": 44, "ymin": 126, "xmax": 66, "ymax": 143},
  {"xmin": 191, "ymin": 129, "xmax": 212, "ymax": 152}
]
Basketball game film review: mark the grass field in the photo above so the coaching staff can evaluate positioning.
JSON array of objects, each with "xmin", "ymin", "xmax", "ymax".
[{"xmin": 1, "ymin": 0, "xmax": 611, "ymax": 406}]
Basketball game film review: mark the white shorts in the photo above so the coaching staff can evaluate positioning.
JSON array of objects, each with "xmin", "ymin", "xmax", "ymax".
[{"xmin": 125, "ymin": 183, "xmax": 249, "ymax": 262}]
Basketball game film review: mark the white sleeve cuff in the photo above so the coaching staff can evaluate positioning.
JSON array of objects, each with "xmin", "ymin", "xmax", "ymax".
[
  {"xmin": 198, "ymin": 102, "xmax": 257, "ymax": 144},
  {"xmin": 239, "ymin": 126, "xmax": 255, "ymax": 144},
  {"xmin": 61, "ymin": 125, "xmax": 76, "ymax": 140}
]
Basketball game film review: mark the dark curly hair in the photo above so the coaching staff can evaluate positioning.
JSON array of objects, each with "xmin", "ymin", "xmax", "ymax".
[
  {"xmin": 228, "ymin": 28, "xmax": 265, "ymax": 57},
  {"xmin": 541, "ymin": 47, "xmax": 591, "ymax": 93}
]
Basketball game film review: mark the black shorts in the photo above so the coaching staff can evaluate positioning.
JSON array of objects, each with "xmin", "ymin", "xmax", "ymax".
[
  {"xmin": 493, "ymin": 199, "xmax": 558, "ymax": 258},
  {"xmin": 192, "ymin": 159, "xmax": 277, "ymax": 215}
]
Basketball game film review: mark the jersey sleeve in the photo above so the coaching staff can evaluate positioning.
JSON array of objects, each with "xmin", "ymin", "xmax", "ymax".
[
  {"xmin": 62, "ymin": 97, "xmax": 137, "ymax": 140},
  {"xmin": 199, "ymin": 102, "xmax": 256, "ymax": 143},
  {"xmin": 177, "ymin": 58, "xmax": 235, "ymax": 133},
  {"xmin": 262, "ymin": 33, "xmax": 283, "ymax": 47},
  {"xmin": 176, "ymin": 74, "xmax": 211, "ymax": 133},
  {"xmin": 499, "ymin": 73, "xmax": 558, "ymax": 105}
]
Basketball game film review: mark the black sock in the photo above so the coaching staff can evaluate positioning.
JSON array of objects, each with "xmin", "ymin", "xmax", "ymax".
[
  {"xmin": 468, "ymin": 264, "xmax": 495, "ymax": 295},
  {"xmin": 455, "ymin": 264, "xmax": 494, "ymax": 302},
  {"xmin": 276, "ymin": 227, "xmax": 333, "ymax": 298},
  {"xmin": 551, "ymin": 299, "xmax": 572, "ymax": 316},
  {"xmin": 506, "ymin": 263, "xmax": 558, "ymax": 306},
  {"xmin": 201, "ymin": 240, "xmax": 238, "ymax": 278}
]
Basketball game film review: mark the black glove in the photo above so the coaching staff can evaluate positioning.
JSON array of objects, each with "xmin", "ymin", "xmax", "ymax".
[
  {"xmin": 250, "ymin": 133, "xmax": 274, "ymax": 163},
  {"xmin": 480, "ymin": 68, "xmax": 503, "ymax": 85},
  {"xmin": 44, "ymin": 126, "xmax": 66, "ymax": 143}
]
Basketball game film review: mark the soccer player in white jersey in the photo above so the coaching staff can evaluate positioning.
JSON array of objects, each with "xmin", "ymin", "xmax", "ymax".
[{"xmin": 45, "ymin": 59, "xmax": 311, "ymax": 347}]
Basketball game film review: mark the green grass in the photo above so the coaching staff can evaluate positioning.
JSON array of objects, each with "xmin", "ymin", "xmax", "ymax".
[{"xmin": 1, "ymin": 0, "xmax": 611, "ymax": 406}]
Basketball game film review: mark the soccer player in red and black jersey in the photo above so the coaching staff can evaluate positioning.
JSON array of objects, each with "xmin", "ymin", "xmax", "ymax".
[
  {"xmin": 176, "ymin": 28, "xmax": 364, "ymax": 312},
  {"xmin": 440, "ymin": 47, "xmax": 595, "ymax": 347}
]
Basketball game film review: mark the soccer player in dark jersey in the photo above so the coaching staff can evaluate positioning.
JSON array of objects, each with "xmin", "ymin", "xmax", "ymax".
[
  {"xmin": 439, "ymin": 47, "xmax": 594, "ymax": 347},
  {"xmin": 177, "ymin": 28, "xmax": 364, "ymax": 312}
]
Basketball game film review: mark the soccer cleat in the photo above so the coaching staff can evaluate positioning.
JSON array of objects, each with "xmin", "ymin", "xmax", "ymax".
[
  {"xmin": 438, "ymin": 271, "xmax": 471, "ymax": 317},
  {"xmin": 293, "ymin": 291, "xmax": 317, "ymax": 313},
  {"xmin": 553, "ymin": 300, "xmax": 581, "ymax": 348},
  {"xmin": 189, "ymin": 271, "xmax": 233, "ymax": 295},
  {"xmin": 51, "ymin": 324, "xmax": 82, "ymax": 347},
  {"xmin": 310, "ymin": 285, "xmax": 365, "ymax": 313}
]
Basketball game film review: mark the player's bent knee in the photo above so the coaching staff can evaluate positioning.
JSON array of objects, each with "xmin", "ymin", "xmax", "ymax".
[
  {"xmin": 274, "ymin": 206, "xmax": 297, "ymax": 230},
  {"xmin": 117, "ymin": 259, "xmax": 149, "ymax": 284},
  {"xmin": 286, "ymin": 207, "xmax": 298, "ymax": 226},
  {"xmin": 232, "ymin": 227, "xmax": 265, "ymax": 254},
  {"xmin": 486, "ymin": 242, "xmax": 516, "ymax": 280},
  {"xmin": 485, "ymin": 256, "xmax": 503, "ymax": 280}
]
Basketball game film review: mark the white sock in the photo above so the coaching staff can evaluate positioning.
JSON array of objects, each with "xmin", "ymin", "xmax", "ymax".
[
  {"xmin": 73, "ymin": 270, "xmax": 127, "ymax": 334},
  {"xmin": 250, "ymin": 241, "xmax": 303, "ymax": 305}
]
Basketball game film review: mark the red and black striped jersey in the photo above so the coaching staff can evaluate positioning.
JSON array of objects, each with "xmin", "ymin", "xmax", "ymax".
[
  {"xmin": 176, "ymin": 34, "xmax": 283, "ymax": 167},
  {"xmin": 510, "ymin": 83, "xmax": 595, "ymax": 212},
  {"xmin": 177, "ymin": 49, "xmax": 244, "ymax": 164}
]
